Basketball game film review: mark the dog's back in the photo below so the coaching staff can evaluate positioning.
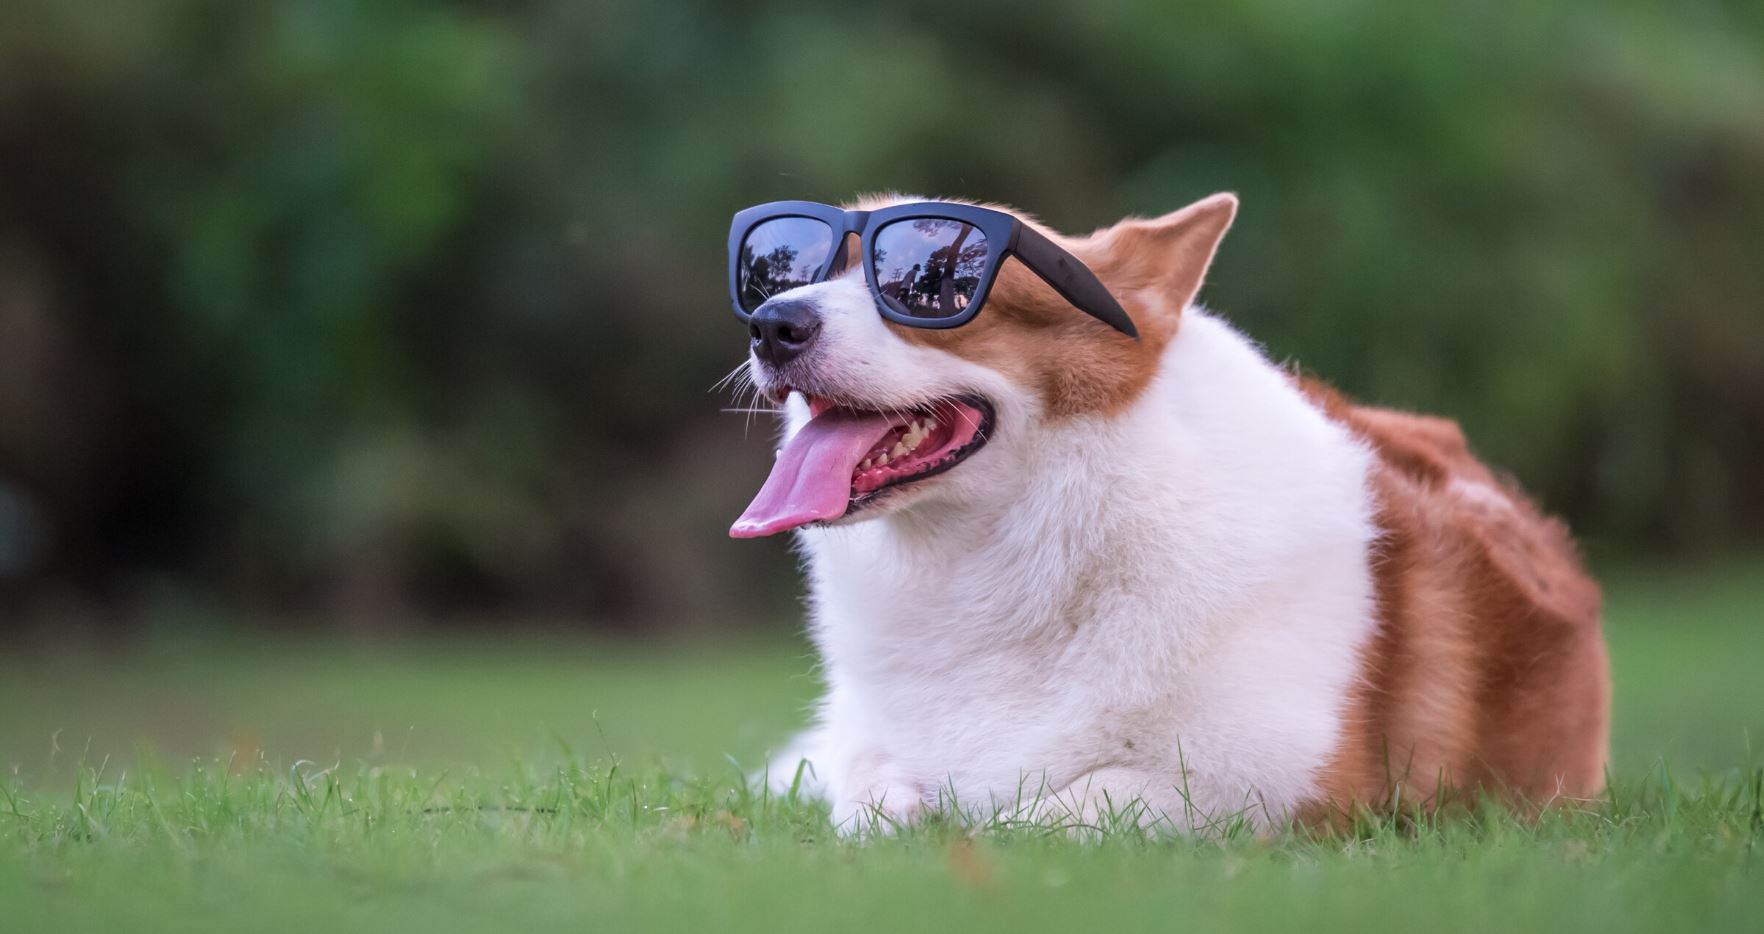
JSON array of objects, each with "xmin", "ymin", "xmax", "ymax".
[{"xmin": 1304, "ymin": 380, "xmax": 1610, "ymax": 816}]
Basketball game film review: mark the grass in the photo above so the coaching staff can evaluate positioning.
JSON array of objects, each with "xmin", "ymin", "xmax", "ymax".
[{"xmin": 2, "ymin": 557, "xmax": 1761, "ymax": 932}]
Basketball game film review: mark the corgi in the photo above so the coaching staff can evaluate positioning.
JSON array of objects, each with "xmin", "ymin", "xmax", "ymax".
[{"xmin": 731, "ymin": 193, "xmax": 1610, "ymax": 832}]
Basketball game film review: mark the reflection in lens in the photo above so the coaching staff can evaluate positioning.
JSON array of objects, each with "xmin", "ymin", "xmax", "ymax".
[
  {"xmin": 737, "ymin": 217, "xmax": 835, "ymax": 312},
  {"xmin": 872, "ymin": 219, "xmax": 988, "ymax": 319}
]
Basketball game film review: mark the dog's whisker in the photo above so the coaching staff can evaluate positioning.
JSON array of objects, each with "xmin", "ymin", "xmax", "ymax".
[
  {"xmin": 710, "ymin": 360, "xmax": 753, "ymax": 393},
  {"xmin": 742, "ymin": 382, "xmax": 772, "ymax": 437}
]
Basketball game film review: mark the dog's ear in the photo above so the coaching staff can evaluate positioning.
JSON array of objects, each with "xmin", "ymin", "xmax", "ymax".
[{"xmin": 1084, "ymin": 193, "xmax": 1237, "ymax": 322}]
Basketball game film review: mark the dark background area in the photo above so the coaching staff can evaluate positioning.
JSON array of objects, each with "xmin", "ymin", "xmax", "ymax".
[{"xmin": 1, "ymin": 0, "xmax": 1760, "ymax": 635}]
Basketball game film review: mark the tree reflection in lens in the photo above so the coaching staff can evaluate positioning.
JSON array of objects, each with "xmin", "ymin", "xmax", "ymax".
[
  {"xmin": 738, "ymin": 217, "xmax": 834, "ymax": 312},
  {"xmin": 873, "ymin": 219, "xmax": 988, "ymax": 318}
]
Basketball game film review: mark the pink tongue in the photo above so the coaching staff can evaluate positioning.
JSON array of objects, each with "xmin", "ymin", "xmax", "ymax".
[{"xmin": 730, "ymin": 409, "xmax": 895, "ymax": 538}]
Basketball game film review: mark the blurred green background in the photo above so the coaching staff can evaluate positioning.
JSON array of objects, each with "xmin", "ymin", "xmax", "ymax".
[{"xmin": 1, "ymin": 0, "xmax": 1761, "ymax": 634}]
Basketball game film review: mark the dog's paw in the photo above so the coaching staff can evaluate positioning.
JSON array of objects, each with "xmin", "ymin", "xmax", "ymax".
[
  {"xmin": 831, "ymin": 781, "xmax": 930, "ymax": 837},
  {"xmin": 758, "ymin": 754, "xmax": 824, "ymax": 800},
  {"xmin": 757, "ymin": 729, "xmax": 830, "ymax": 801}
]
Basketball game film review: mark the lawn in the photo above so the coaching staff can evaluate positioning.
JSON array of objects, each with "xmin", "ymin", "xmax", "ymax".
[{"xmin": 2, "ymin": 559, "xmax": 1761, "ymax": 932}]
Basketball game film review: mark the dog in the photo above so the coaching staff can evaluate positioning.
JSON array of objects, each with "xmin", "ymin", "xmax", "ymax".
[{"xmin": 728, "ymin": 193, "xmax": 1610, "ymax": 832}]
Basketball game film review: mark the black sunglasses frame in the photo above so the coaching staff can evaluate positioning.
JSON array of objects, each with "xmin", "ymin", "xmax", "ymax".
[{"xmin": 727, "ymin": 200, "xmax": 1137, "ymax": 339}]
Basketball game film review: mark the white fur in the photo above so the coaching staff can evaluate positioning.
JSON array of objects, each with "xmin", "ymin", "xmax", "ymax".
[{"xmin": 752, "ymin": 271, "xmax": 1379, "ymax": 833}]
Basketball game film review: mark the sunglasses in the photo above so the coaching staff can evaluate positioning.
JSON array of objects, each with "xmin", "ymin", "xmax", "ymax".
[{"xmin": 727, "ymin": 200, "xmax": 1137, "ymax": 338}]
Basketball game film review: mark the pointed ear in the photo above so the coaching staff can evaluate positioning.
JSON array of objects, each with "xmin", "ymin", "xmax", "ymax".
[{"xmin": 1088, "ymin": 193, "xmax": 1237, "ymax": 312}]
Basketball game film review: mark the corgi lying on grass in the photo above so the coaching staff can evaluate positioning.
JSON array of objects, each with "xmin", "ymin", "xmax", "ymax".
[{"xmin": 725, "ymin": 194, "xmax": 1609, "ymax": 832}]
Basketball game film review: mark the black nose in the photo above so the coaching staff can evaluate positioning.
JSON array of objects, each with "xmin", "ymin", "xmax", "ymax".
[{"xmin": 748, "ymin": 299, "xmax": 821, "ymax": 368}]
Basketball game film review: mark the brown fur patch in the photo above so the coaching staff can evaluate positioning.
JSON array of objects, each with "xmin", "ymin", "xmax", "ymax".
[
  {"xmin": 846, "ymin": 194, "xmax": 1235, "ymax": 418},
  {"xmin": 1298, "ymin": 379, "xmax": 1611, "ymax": 826}
]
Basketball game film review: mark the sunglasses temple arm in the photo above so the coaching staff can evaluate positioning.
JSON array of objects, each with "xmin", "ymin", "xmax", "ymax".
[{"xmin": 1010, "ymin": 228, "xmax": 1139, "ymax": 340}]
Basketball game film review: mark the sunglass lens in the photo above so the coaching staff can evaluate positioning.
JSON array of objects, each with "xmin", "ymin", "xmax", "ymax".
[
  {"xmin": 736, "ymin": 217, "xmax": 836, "ymax": 313},
  {"xmin": 872, "ymin": 219, "xmax": 989, "ymax": 319}
]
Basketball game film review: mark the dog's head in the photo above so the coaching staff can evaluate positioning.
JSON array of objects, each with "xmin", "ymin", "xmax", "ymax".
[{"xmin": 729, "ymin": 193, "xmax": 1237, "ymax": 538}]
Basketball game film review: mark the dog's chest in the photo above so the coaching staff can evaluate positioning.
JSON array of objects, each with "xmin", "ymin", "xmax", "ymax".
[
  {"xmin": 809, "ymin": 538, "xmax": 1374, "ymax": 818},
  {"xmin": 789, "ymin": 313, "xmax": 1383, "ymax": 820},
  {"xmin": 809, "ymin": 525, "xmax": 1229, "ymax": 771}
]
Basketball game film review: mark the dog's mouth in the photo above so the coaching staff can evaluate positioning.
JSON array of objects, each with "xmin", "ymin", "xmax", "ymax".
[{"xmin": 730, "ymin": 393, "xmax": 994, "ymax": 538}]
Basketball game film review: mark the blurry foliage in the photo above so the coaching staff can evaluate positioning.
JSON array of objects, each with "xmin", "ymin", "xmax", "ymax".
[{"xmin": 0, "ymin": 0, "xmax": 1760, "ymax": 626}]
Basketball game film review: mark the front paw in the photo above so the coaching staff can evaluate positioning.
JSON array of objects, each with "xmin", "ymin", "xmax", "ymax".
[
  {"xmin": 759, "ymin": 729, "xmax": 830, "ymax": 800},
  {"xmin": 831, "ymin": 782, "xmax": 930, "ymax": 836},
  {"xmin": 759, "ymin": 752, "xmax": 825, "ymax": 800}
]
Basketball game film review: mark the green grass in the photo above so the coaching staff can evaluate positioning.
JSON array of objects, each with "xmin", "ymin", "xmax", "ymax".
[{"xmin": 2, "ymin": 559, "xmax": 1762, "ymax": 932}]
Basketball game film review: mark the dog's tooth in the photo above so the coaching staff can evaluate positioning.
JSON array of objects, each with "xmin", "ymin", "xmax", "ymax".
[{"xmin": 890, "ymin": 441, "xmax": 909, "ymax": 458}]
